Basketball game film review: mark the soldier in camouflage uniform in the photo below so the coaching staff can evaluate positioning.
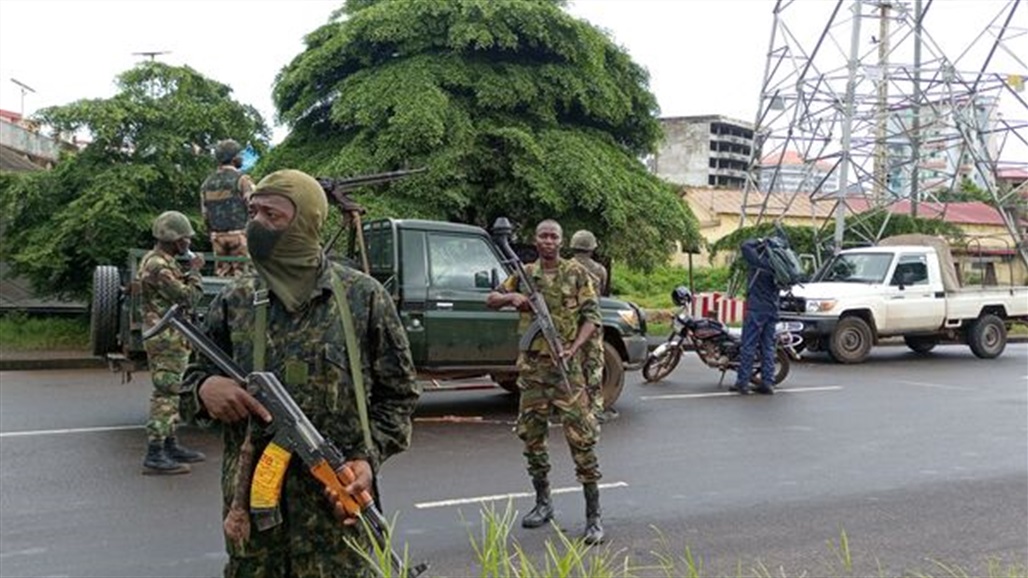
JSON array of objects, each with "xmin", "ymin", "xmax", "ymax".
[
  {"xmin": 570, "ymin": 230, "xmax": 612, "ymax": 423},
  {"xmin": 139, "ymin": 211, "xmax": 207, "ymax": 475},
  {"xmin": 182, "ymin": 169, "xmax": 420, "ymax": 578},
  {"xmin": 486, "ymin": 220, "xmax": 605, "ymax": 545},
  {"xmin": 200, "ymin": 139, "xmax": 254, "ymax": 277}
]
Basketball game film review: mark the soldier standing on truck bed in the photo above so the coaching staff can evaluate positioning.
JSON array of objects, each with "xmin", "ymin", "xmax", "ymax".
[
  {"xmin": 200, "ymin": 139, "xmax": 254, "ymax": 277},
  {"xmin": 138, "ymin": 211, "xmax": 207, "ymax": 475},
  {"xmin": 570, "ymin": 229, "xmax": 613, "ymax": 423}
]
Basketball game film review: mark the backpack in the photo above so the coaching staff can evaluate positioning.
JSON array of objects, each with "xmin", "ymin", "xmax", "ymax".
[{"xmin": 764, "ymin": 237, "xmax": 804, "ymax": 291}]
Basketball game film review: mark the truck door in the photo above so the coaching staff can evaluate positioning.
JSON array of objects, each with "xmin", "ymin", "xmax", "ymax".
[
  {"xmin": 884, "ymin": 252, "xmax": 946, "ymax": 333},
  {"xmin": 422, "ymin": 231, "xmax": 520, "ymax": 366}
]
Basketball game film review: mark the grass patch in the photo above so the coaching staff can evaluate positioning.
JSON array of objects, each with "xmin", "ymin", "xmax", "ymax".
[
  {"xmin": 0, "ymin": 313, "xmax": 90, "ymax": 351},
  {"xmin": 612, "ymin": 264, "xmax": 730, "ymax": 309}
]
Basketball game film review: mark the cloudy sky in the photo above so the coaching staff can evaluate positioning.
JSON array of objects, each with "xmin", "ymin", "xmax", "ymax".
[{"xmin": 0, "ymin": 0, "xmax": 1024, "ymax": 161}]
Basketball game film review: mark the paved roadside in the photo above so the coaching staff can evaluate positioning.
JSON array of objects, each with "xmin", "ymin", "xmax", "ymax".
[{"xmin": 0, "ymin": 349, "xmax": 107, "ymax": 371}]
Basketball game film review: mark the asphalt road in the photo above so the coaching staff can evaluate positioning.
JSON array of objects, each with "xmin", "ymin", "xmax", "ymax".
[{"xmin": 1, "ymin": 344, "xmax": 1026, "ymax": 577}]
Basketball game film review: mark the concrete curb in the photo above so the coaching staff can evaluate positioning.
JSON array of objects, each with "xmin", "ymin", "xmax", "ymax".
[{"xmin": 0, "ymin": 354, "xmax": 107, "ymax": 372}]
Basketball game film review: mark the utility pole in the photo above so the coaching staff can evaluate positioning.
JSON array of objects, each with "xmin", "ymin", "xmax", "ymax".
[
  {"xmin": 835, "ymin": 0, "xmax": 863, "ymax": 253},
  {"xmin": 132, "ymin": 50, "xmax": 170, "ymax": 62},
  {"xmin": 10, "ymin": 78, "xmax": 36, "ymax": 119},
  {"xmin": 911, "ymin": 0, "xmax": 922, "ymax": 217},
  {"xmin": 872, "ymin": 1, "xmax": 891, "ymax": 204}
]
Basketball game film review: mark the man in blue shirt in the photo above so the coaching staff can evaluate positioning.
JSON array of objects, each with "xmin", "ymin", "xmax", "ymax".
[{"xmin": 732, "ymin": 238, "xmax": 780, "ymax": 395}]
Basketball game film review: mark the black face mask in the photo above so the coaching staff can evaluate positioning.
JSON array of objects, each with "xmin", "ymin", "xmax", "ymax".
[{"xmin": 246, "ymin": 221, "xmax": 284, "ymax": 261}]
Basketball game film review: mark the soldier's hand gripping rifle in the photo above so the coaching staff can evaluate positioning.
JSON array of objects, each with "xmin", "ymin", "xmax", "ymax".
[
  {"xmin": 143, "ymin": 305, "xmax": 428, "ymax": 578},
  {"xmin": 491, "ymin": 217, "xmax": 573, "ymax": 395},
  {"xmin": 319, "ymin": 167, "xmax": 428, "ymax": 272}
]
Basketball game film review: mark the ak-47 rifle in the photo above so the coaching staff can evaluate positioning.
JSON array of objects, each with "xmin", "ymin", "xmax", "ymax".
[
  {"xmin": 491, "ymin": 217, "xmax": 573, "ymax": 394},
  {"xmin": 318, "ymin": 168, "xmax": 428, "ymax": 273},
  {"xmin": 143, "ymin": 305, "xmax": 427, "ymax": 578}
]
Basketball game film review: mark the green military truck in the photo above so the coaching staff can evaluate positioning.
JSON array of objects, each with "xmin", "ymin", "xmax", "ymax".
[{"xmin": 90, "ymin": 218, "xmax": 648, "ymax": 408}]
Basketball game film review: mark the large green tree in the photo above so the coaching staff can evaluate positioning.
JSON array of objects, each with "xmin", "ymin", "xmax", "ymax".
[
  {"xmin": 0, "ymin": 62, "xmax": 269, "ymax": 299},
  {"xmin": 263, "ymin": 0, "xmax": 699, "ymax": 268}
]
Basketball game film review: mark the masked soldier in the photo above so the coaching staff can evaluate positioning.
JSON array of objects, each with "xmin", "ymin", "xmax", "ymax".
[
  {"xmin": 139, "ymin": 211, "xmax": 207, "ymax": 475},
  {"xmin": 570, "ymin": 230, "xmax": 611, "ymax": 422},
  {"xmin": 486, "ymin": 219, "xmax": 605, "ymax": 545},
  {"xmin": 201, "ymin": 139, "xmax": 253, "ymax": 276}
]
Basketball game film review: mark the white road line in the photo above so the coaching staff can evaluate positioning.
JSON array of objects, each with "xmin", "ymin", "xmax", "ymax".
[
  {"xmin": 640, "ymin": 385, "xmax": 843, "ymax": 401},
  {"xmin": 897, "ymin": 380, "xmax": 974, "ymax": 391},
  {"xmin": 0, "ymin": 424, "xmax": 142, "ymax": 438},
  {"xmin": 414, "ymin": 481, "xmax": 629, "ymax": 510}
]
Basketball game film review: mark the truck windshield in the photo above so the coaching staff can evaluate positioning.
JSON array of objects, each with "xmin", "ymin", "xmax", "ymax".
[{"xmin": 816, "ymin": 253, "xmax": 893, "ymax": 284}]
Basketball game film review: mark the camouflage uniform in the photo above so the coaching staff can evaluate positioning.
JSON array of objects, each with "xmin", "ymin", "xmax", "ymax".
[
  {"xmin": 572, "ymin": 254, "xmax": 608, "ymax": 416},
  {"xmin": 501, "ymin": 258, "xmax": 602, "ymax": 483},
  {"xmin": 181, "ymin": 262, "xmax": 420, "ymax": 578},
  {"xmin": 200, "ymin": 166, "xmax": 254, "ymax": 277},
  {"xmin": 139, "ymin": 247, "xmax": 203, "ymax": 443}
]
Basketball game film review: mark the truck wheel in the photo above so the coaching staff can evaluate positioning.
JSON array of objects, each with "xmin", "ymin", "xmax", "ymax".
[
  {"xmin": 829, "ymin": 316, "xmax": 872, "ymax": 364},
  {"xmin": 967, "ymin": 314, "xmax": 1006, "ymax": 359},
  {"xmin": 601, "ymin": 342, "xmax": 625, "ymax": 409},
  {"xmin": 904, "ymin": 335, "xmax": 938, "ymax": 354},
  {"xmin": 89, "ymin": 266, "xmax": 121, "ymax": 356}
]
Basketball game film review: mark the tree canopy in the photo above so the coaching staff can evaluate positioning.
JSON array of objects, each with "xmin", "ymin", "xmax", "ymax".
[
  {"xmin": 262, "ymin": 0, "xmax": 699, "ymax": 268},
  {"xmin": 0, "ymin": 62, "xmax": 269, "ymax": 299}
]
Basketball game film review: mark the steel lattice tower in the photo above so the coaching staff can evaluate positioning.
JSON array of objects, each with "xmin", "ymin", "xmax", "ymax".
[{"xmin": 740, "ymin": 0, "xmax": 1028, "ymax": 270}]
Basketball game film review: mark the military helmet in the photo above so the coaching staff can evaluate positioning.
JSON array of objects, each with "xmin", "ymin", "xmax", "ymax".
[
  {"xmin": 214, "ymin": 139, "xmax": 243, "ymax": 164},
  {"xmin": 152, "ymin": 211, "xmax": 196, "ymax": 242},
  {"xmin": 570, "ymin": 230, "xmax": 598, "ymax": 251}
]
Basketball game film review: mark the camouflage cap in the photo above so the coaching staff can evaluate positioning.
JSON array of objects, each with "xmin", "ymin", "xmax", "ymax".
[
  {"xmin": 152, "ymin": 211, "xmax": 195, "ymax": 242},
  {"xmin": 214, "ymin": 139, "xmax": 243, "ymax": 164},
  {"xmin": 570, "ymin": 230, "xmax": 598, "ymax": 251}
]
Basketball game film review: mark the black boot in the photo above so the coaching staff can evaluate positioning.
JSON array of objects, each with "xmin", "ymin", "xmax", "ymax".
[
  {"xmin": 142, "ymin": 441, "xmax": 190, "ymax": 475},
  {"xmin": 583, "ymin": 482, "xmax": 604, "ymax": 545},
  {"xmin": 521, "ymin": 478, "xmax": 554, "ymax": 528},
  {"xmin": 164, "ymin": 436, "xmax": 206, "ymax": 463}
]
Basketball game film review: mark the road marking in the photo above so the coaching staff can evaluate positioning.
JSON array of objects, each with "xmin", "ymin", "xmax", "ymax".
[
  {"xmin": 640, "ymin": 385, "xmax": 843, "ymax": 401},
  {"xmin": 414, "ymin": 481, "xmax": 629, "ymax": 510},
  {"xmin": 0, "ymin": 547, "xmax": 47, "ymax": 559},
  {"xmin": 414, "ymin": 415, "xmax": 512, "ymax": 425},
  {"xmin": 897, "ymin": 380, "xmax": 974, "ymax": 391},
  {"xmin": 0, "ymin": 424, "xmax": 142, "ymax": 438}
]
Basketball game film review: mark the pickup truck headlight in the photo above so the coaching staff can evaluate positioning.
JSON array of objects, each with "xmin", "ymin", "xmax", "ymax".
[
  {"xmin": 617, "ymin": 308, "xmax": 640, "ymax": 330},
  {"xmin": 805, "ymin": 299, "xmax": 837, "ymax": 313}
]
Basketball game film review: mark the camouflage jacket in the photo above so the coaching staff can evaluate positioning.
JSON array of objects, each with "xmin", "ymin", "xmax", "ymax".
[
  {"xmin": 572, "ymin": 254, "xmax": 608, "ymax": 296},
  {"xmin": 501, "ymin": 258, "xmax": 601, "ymax": 355},
  {"xmin": 181, "ymin": 261, "xmax": 419, "ymax": 558},
  {"xmin": 138, "ymin": 247, "xmax": 203, "ymax": 336},
  {"xmin": 200, "ymin": 166, "xmax": 253, "ymax": 233}
]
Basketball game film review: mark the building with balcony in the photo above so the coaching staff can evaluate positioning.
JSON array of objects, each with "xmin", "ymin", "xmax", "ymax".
[{"xmin": 651, "ymin": 115, "xmax": 755, "ymax": 188}]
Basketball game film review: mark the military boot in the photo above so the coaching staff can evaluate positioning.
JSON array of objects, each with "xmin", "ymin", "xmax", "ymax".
[
  {"xmin": 582, "ymin": 482, "xmax": 604, "ymax": 545},
  {"xmin": 164, "ymin": 436, "xmax": 206, "ymax": 463},
  {"xmin": 521, "ymin": 478, "xmax": 554, "ymax": 528},
  {"xmin": 142, "ymin": 441, "xmax": 190, "ymax": 475}
]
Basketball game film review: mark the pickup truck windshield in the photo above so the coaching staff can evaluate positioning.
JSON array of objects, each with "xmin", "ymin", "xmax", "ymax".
[{"xmin": 816, "ymin": 253, "xmax": 893, "ymax": 284}]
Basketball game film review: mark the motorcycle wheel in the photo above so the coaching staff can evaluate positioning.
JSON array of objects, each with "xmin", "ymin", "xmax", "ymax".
[
  {"xmin": 752, "ymin": 348, "xmax": 791, "ymax": 386},
  {"xmin": 642, "ymin": 346, "xmax": 682, "ymax": 383}
]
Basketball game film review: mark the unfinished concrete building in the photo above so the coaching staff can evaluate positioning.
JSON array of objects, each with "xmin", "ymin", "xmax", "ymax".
[{"xmin": 651, "ymin": 115, "xmax": 756, "ymax": 188}]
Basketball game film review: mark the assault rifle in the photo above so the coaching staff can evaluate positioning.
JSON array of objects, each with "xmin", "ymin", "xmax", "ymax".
[
  {"xmin": 318, "ymin": 167, "xmax": 428, "ymax": 273},
  {"xmin": 490, "ymin": 217, "xmax": 573, "ymax": 394},
  {"xmin": 143, "ymin": 305, "xmax": 427, "ymax": 578}
]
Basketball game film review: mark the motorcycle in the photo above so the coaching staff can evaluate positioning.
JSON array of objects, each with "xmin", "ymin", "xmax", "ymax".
[{"xmin": 642, "ymin": 286, "xmax": 804, "ymax": 387}]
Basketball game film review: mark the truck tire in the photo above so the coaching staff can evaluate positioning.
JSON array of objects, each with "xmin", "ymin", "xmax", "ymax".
[
  {"xmin": 829, "ymin": 316, "xmax": 872, "ymax": 364},
  {"xmin": 90, "ymin": 266, "xmax": 121, "ymax": 356},
  {"xmin": 601, "ymin": 341, "xmax": 625, "ymax": 409},
  {"xmin": 904, "ymin": 335, "xmax": 938, "ymax": 354},
  {"xmin": 967, "ymin": 314, "xmax": 1006, "ymax": 359}
]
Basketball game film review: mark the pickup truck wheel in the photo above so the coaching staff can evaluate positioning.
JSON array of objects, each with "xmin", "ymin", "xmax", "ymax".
[
  {"xmin": 90, "ymin": 266, "xmax": 121, "ymax": 356},
  {"xmin": 601, "ymin": 342, "xmax": 625, "ymax": 409},
  {"xmin": 829, "ymin": 317, "xmax": 872, "ymax": 364},
  {"xmin": 967, "ymin": 314, "xmax": 1006, "ymax": 359},
  {"xmin": 904, "ymin": 335, "xmax": 938, "ymax": 354}
]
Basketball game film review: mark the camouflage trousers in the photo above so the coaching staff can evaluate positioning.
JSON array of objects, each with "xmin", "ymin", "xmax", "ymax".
[
  {"xmin": 210, "ymin": 230, "xmax": 249, "ymax": 277},
  {"xmin": 516, "ymin": 353, "xmax": 601, "ymax": 484},
  {"xmin": 144, "ymin": 333, "xmax": 189, "ymax": 443},
  {"xmin": 581, "ymin": 333, "xmax": 605, "ymax": 417},
  {"xmin": 225, "ymin": 549, "xmax": 376, "ymax": 578}
]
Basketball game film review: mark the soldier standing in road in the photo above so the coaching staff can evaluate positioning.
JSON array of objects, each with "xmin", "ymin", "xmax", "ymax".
[
  {"xmin": 569, "ymin": 229, "xmax": 612, "ymax": 422},
  {"xmin": 486, "ymin": 220, "xmax": 605, "ymax": 545},
  {"xmin": 200, "ymin": 139, "xmax": 254, "ymax": 277},
  {"xmin": 139, "ymin": 211, "xmax": 207, "ymax": 475},
  {"xmin": 181, "ymin": 169, "xmax": 420, "ymax": 577}
]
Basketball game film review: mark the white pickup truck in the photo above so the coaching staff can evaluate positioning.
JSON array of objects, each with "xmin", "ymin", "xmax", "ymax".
[{"xmin": 780, "ymin": 234, "xmax": 1028, "ymax": 363}]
